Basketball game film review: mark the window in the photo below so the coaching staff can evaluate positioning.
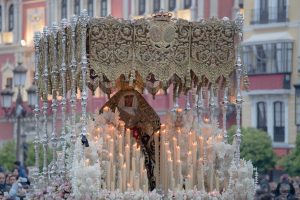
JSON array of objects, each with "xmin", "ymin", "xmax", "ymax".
[
  {"xmin": 242, "ymin": 42, "xmax": 293, "ymax": 74},
  {"xmin": 153, "ymin": 0, "xmax": 160, "ymax": 12},
  {"xmin": 74, "ymin": 0, "xmax": 80, "ymax": 15},
  {"xmin": 101, "ymin": 0, "xmax": 107, "ymax": 17},
  {"xmin": 169, "ymin": 0, "xmax": 176, "ymax": 11},
  {"xmin": 257, "ymin": 102, "xmax": 267, "ymax": 132},
  {"xmin": 259, "ymin": 0, "xmax": 268, "ymax": 23},
  {"xmin": 251, "ymin": 0, "xmax": 288, "ymax": 24},
  {"xmin": 8, "ymin": 4, "xmax": 13, "ymax": 31},
  {"xmin": 295, "ymin": 85, "xmax": 300, "ymax": 131},
  {"xmin": 184, "ymin": 0, "xmax": 192, "ymax": 9},
  {"xmin": 6, "ymin": 77, "xmax": 12, "ymax": 89},
  {"xmin": 61, "ymin": 0, "xmax": 67, "ymax": 19},
  {"xmin": 274, "ymin": 101, "xmax": 285, "ymax": 142},
  {"xmin": 277, "ymin": 0, "xmax": 287, "ymax": 22},
  {"xmin": 138, "ymin": 0, "xmax": 145, "ymax": 15},
  {"xmin": 88, "ymin": 0, "xmax": 93, "ymax": 16},
  {"xmin": 0, "ymin": 6, "xmax": 2, "ymax": 32}
]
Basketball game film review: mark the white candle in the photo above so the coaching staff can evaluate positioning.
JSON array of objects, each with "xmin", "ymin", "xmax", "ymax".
[
  {"xmin": 118, "ymin": 134, "xmax": 123, "ymax": 155},
  {"xmin": 122, "ymin": 164, "xmax": 127, "ymax": 191},
  {"xmin": 154, "ymin": 131, "xmax": 160, "ymax": 187},
  {"xmin": 188, "ymin": 131, "xmax": 192, "ymax": 150},
  {"xmin": 125, "ymin": 144, "xmax": 130, "ymax": 178},
  {"xmin": 118, "ymin": 170, "xmax": 122, "ymax": 192},
  {"xmin": 126, "ymin": 128, "xmax": 131, "ymax": 146},
  {"xmin": 132, "ymin": 157, "xmax": 136, "ymax": 177},
  {"xmin": 198, "ymin": 159, "xmax": 205, "ymax": 191},
  {"xmin": 109, "ymin": 139, "xmax": 114, "ymax": 161},
  {"xmin": 199, "ymin": 136, "xmax": 204, "ymax": 158},
  {"xmin": 107, "ymin": 162, "xmax": 111, "ymax": 190},
  {"xmin": 168, "ymin": 159, "xmax": 173, "ymax": 190},
  {"xmin": 134, "ymin": 175, "xmax": 140, "ymax": 191},
  {"xmin": 112, "ymin": 165, "xmax": 116, "ymax": 191}
]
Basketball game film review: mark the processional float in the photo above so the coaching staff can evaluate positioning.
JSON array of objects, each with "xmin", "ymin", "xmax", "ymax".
[{"xmin": 31, "ymin": 9, "xmax": 256, "ymax": 199}]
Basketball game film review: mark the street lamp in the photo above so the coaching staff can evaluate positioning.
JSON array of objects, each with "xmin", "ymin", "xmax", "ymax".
[
  {"xmin": 27, "ymin": 85, "xmax": 38, "ymax": 109},
  {"xmin": 0, "ymin": 62, "xmax": 36, "ymax": 164}
]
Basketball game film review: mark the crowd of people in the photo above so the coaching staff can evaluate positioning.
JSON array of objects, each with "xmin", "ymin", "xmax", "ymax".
[
  {"xmin": 1, "ymin": 161, "xmax": 300, "ymax": 200},
  {"xmin": 0, "ymin": 162, "xmax": 29, "ymax": 200},
  {"xmin": 256, "ymin": 175, "xmax": 300, "ymax": 200}
]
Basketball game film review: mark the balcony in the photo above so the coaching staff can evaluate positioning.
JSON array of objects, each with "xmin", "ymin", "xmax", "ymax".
[{"xmin": 250, "ymin": 6, "xmax": 288, "ymax": 25}]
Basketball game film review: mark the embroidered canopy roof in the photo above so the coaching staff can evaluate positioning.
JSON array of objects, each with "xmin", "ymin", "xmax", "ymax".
[{"xmin": 35, "ymin": 11, "xmax": 245, "ymax": 100}]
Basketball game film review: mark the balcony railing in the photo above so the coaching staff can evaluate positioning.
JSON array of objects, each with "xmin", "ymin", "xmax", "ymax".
[{"xmin": 250, "ymin": 6, "xmax": 288, "ymax": 24}]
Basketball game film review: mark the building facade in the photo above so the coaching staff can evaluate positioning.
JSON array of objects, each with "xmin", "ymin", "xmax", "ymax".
[
  {"xmin": 242, "ymin": 0, "xmax": 300, "ymax": 156},
  {"xmin": 0, "ymin": 0, "xmax": 240, "ymax": 144}
]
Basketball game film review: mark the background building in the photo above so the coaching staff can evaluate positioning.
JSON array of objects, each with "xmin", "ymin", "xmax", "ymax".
[
  {"xmin": 0, "ymin": 0, "xmax": 241, "ymax": 147},
  {"xmin": 242, "ymin": 0, "xmax": 300, "ymax": 156}
]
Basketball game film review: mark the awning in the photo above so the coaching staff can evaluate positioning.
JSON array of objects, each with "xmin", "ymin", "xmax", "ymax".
[{"xmin": 243, "ymin": 32, "xmax": 294, "ymax": 45}]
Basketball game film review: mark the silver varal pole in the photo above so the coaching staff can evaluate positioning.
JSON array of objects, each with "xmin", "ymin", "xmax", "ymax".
[
  {"xmin": 60, "ymin": 19, "xmax": 68, "ymax": 177},
  {"xmin": 42, "ymin": 27, "xmax": 49, "ymax": 182},
  {"xmin": 33, "ymin": 32, "xmax": 41, "ymax": 187},
  {"xmin": 70, "ymin": 15, "xmax": 78, "ymax": 144},
  {"xmin": 234, "ymin": 12, "xmax": 244, "ymax": 166},
  {"xmin": 80, "ymin": 10, "xmax": 89, "ymax": 149},
  {"xmin": 50, "ymin": 23, "xmax": 59, "ymax": 178},
  {"xmin": 223, "ymin": 87, "xmax": 229, "ymax": 143}
]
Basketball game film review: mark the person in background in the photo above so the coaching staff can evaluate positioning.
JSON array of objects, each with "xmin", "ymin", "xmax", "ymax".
[
  {"xmin": 0, "ymin": 173, "xmax": 9, "ymax": 195},
  {"xmin": 13, "ymin": 162, "xmax": 26, "ymax": 179},
  {"xmin": 274, "ymin": 174, "xmax": 297, "ymax": 200}
]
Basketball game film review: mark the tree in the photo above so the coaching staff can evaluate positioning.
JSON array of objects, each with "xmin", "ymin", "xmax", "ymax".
[
  {"xmin": 0, "ymin": 141, "xmax": 52, "ymax": 172},
  {"xmin": 0, "ymin": 141, "xmax": 16, "ymax": 171},
  {"xmin": 228, "ymin": 126, "xmax": 276, "ymax": 174},
  {"xmin": 280, "ymin": 133, "xmax": 300, "ymax": 176}
]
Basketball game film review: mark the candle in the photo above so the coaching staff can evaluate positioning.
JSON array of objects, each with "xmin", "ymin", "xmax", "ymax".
[
  {"xmin": 177, "ymin": 160, "xmax": 182, "ymax": 187},
  {"xmin": 209, "ymin": 163, "xmax": 214, "ymax": 192},
  {"xmin": 198, "ymin": 159, "xmax": 205, "ymax": 191},
  {"xmin": 118, "ymin": 134, "xmax": 123, "ymax": 155},
  {"xmin": 199, "ymin": 136, "xmax": 204, "ymax": 158},
  {"xmin": 118, "ymin": 170, "xmax": 122, "ymax": 192},
  {"xmin": 126, "ymin": 128, "xmax": 131, "ymax": 146},
  {"xmin": 216, "ymin": 175, "xmax": 220, "ymax": 192},
  {"xmin": 107, "ymin": 162, "xmax": 111, "ymax": 190},
  {"xmin": 119, "ymin": 154, "xmax": 124, "ymax": 167},
  {"xmin": 122, "ymin": 164, "xmax": 127, "ymax": 191},
  {"xmin": 132, "ymin": 157, "xmax": 136, "ymax": 178},
  {"xmin": 168, "ymin": 159, "xmax": 173, "ymax": 190},
  {"xmin": 188, "ymin": 131, "xmax": 192, "ymax": 150},
  {"xmin": 176, "ymin": 146, "xmax": 181, "ymax": 161},
  {"xmin": 125, "ymin": 145, "xmax": 130, "ymax": 178},
  {"xmin": 134, "ymin": 175, "xmax": 140, "ymax": 191},
  {"xmin": 154, "ymin": 131, "xmax": 160, "ymax": 187},
  {"xmin": 112, "ymin": 165, "xmax": 116, "ymax": 191},
  {"xmin": 109, "ymin": 139, "xmax": 114, "ymax": 161}
]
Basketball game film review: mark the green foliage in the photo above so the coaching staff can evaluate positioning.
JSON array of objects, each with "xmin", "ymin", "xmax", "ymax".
[
  {"xmin": 0, "ymin": 141, "xmax": 52, "ymax": 172},
  {"xmin": 0, "ymin": 141, "xmax": 16, "ymax": 171},
  {"xmin": 281, "ymin": 134, "xmax": 300, "ymax": 176},
  {"xmin": 228, "ymin": 126, "xmax": 276, "ymax": 174}
]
